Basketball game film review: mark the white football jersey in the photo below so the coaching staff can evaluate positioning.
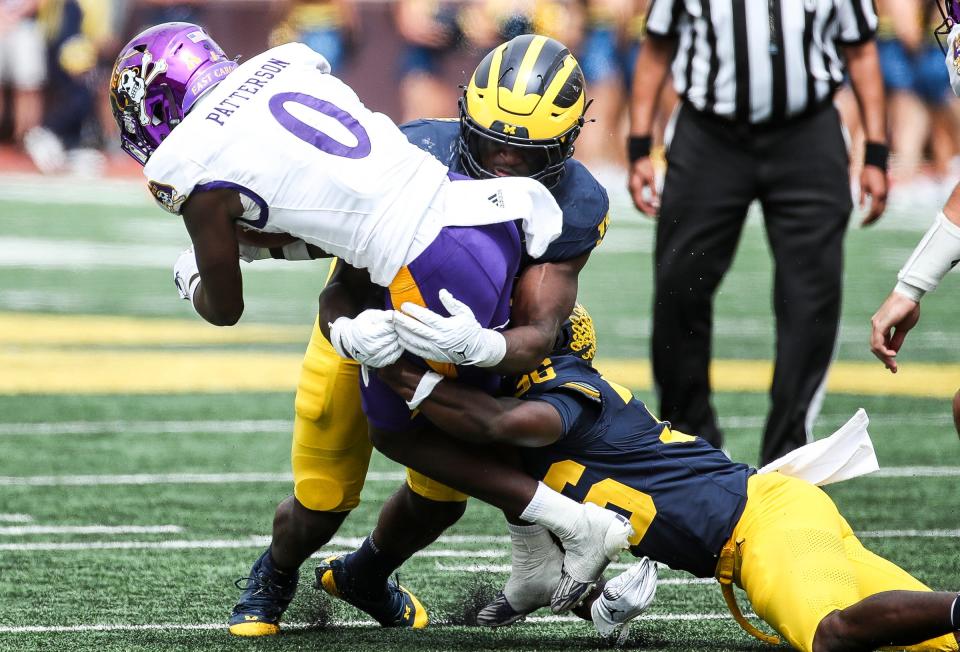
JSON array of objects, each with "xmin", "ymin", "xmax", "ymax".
[{"xmin": 144, "ymin": 42, "xmax": 452, "ymax": 285}]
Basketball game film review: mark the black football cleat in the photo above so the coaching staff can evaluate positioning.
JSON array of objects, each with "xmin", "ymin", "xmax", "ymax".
[
  {"xmin": 228, "ymin": 548, "xmax": 299, "ymax": 636},
  {"xmin": 475, "ymin": 592, "xmax": 530, "ymax": 627},
  {"xmin": 315, "ymin": 554, "xmax": 428, "ymax": 628}
]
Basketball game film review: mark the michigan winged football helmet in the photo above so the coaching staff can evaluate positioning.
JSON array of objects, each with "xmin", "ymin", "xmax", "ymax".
[
  {"xmin": 553, "ymin": 303, "xmax": 597, "ymax": 363},
  {"xmin": 459, "ymin": 34, "xmax": 586, "ymax": 188},
  {"xmin": 935, "ymin": 0, "xmax": 960, "ymax": 52},
  {"xmin": 110, "ymin": 22, "xmax": 237, "ymax": 164}
]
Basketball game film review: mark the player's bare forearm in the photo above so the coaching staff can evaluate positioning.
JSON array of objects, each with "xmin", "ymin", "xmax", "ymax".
[
  {"xmin": 943, "ymin": 182, "xmax": 960, "ymax": 223},
  {"xmin": 843, "ymin": 41, "xmax": 886, "ymax": 145},
  {"xmin": 629, "ymin": 35, "xmax": 674, "ymax": 136},
  {"xmin": 378, "ymin": 359, "xmax": 563, "ymax": 447},
  {"xmin": 491, "ymin": 255, "xmax": 585, "ymax": 375},
  {"xmin": 181, "ymin": 190, "xmax": 245, "ymax": 326},
  {"xmin": 318, "ymin": 260, "xmax": 382, "ymax": 340}
]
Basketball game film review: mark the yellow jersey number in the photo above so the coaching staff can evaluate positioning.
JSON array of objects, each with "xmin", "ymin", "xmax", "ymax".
[
  {"xmin": 514, "ymin": 358, "xmax": 557, "ymax": 397},
  {"xmin": 543, "ymin": 460, "xmax": 656, "ymax": 546}
]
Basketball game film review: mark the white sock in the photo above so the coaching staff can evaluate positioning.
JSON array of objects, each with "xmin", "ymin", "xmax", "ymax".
[
  {"xmin": 507, "ymin": 521, "xmax": 547, "ymax": 539},
  {"xmin": 591, "ymin": 596, "xmax": 617, "ymax": 629},
  {"xmin": 519, "ymin": 481, "xmax": 582, "ymax": 539}
]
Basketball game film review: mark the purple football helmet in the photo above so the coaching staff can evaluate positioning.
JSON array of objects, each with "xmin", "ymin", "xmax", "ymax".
[
  {"xmin": 935, "ymin": 0, "xmax": 960, "ymax": 52},
  {"xmin": 110, "ymin": 22, "xmax": 237, "ymax": 164}
]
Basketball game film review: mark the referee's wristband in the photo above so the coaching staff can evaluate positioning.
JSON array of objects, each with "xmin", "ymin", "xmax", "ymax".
[
  {"xmin": 628, "ymin": 135, "xmax": 653, "ymax": 163},
  {"xmin": 864, "ymin": 141, "xmax": 889, "ymax": 172}
]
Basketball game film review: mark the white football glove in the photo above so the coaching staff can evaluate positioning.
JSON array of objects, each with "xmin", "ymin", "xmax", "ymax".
[
  {"xmin": 173, "ymin": 248, "xmax": 200, "ymax": 303},
  {"xmin": 328, "ymin": 309, "xmax": 403, "ymax": 369},
  {"xmin": 393, "ymin": 289, "xmax": 506, "ymax": 367},
  {"xmin": 946, "ymin": 23, "xmax": 960, "ymax": 97},
  {"xmin": 237, "ymin": 243, "xmax": 270, "ymax": 263}
]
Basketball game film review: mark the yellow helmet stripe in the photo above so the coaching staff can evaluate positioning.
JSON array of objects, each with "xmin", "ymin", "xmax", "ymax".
[
  {"xmin": 513, "ymin": 35, "xmax": 549, "ymax": 97},
  {"xmin": 486, "ymin": 44, "xmax": 506, "ymax": 91},
  {"xmin": 541, "ymin": 55, "xmax": 578, "ymax": 112}
]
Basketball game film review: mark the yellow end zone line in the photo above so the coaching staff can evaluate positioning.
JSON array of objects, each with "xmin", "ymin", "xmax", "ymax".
[
  {"xmin": 0, "ymin": 350, "xmax": 955, "ymax": 396},
  {"xmin": 0, "ymin": 313, "xmax": 306, "ymax": 345}
]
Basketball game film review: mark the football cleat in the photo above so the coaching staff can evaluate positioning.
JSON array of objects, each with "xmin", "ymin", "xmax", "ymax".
[
  {"xmin": 591, "ymin": 558, "xmax": 659, "ymax": 644},
  {"xmin": 551, "ymin": 503, "xmax": 634, "ymax": 614},
  {"xmin": 476, "ymin": 592, "xmax": 528, "ymax": 628},
  {"xmin": 228, "ymin": 548, "xmax": 299, "ymax": 637},
  {"xmin": 477, "ymin": 524, "xmax": 563, "ymax": 627},
  {"xmin": 315, "ymin": 554, "xmax": 428, "ymax": 628}
]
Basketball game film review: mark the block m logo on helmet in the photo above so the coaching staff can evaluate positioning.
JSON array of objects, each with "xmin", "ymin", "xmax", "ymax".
[{"xmin": 458, "ymin": 34, "xmax": 587, "ymax": 188}]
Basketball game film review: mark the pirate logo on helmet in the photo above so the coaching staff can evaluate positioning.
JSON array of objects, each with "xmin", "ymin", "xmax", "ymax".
[{"xmin": 113, "ymin": 50, "xmax": 168, "ymax": 130}]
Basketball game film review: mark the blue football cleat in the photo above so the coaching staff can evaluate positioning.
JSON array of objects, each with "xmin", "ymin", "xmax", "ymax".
[
  {"xmin": 228, "ymin": 548, "xmax": 299, "ymax": 636},
  {"xmin": 315, "ymin": 554, "xmax": 428, "ymax": 628}
]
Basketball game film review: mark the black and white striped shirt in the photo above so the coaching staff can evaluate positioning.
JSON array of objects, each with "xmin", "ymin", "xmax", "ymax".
[{"xmin": 646, "ymin": 0, "xmax": 878, "ymax": 124}]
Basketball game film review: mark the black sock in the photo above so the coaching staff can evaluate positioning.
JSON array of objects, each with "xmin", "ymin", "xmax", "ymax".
[
  {"xmin": 343, "ymin": 534, "xmax": 406, "ymax": 600},
  {"xmin": 951, "ymin": 593, "xmax": 960, "ymax": 631}
]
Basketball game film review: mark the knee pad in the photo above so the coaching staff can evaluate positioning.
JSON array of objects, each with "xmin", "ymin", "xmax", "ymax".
[
  {"xmin": 291, "ymin": 318, "xmax": 371, "ymax": 512},
  {"xmin": 405, "ymin": 468, "xmax": 469, "ymax": 503}
]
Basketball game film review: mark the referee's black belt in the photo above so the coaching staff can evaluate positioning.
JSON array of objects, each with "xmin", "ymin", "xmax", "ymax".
[{"xmin": 683, "ymin": 97, "xmax": 835, "ymax": 135}]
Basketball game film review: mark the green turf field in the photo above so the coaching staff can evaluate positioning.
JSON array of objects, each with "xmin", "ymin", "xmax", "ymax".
[{"xmin": 0, "ymin": 174, "xmax": 958, "ymax": 651}]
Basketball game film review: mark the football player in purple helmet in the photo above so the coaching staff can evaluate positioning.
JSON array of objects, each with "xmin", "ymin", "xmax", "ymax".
[
  {"xmin": 108, "ymin": 23, "xmax": 633, "ymax": 638},
  {"xmin": 109, "ymin": 22, "xmax": 237, "ymax": 165},
  {"xmin": 935, "ymin": 0, "xmax": 960, "ymax": 51},
  {"xmin": 871, "ymin": 1, "xmax": 960, "ymax": 405}
]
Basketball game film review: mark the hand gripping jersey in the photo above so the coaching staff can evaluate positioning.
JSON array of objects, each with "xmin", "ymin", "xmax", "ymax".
[
  {"xmin": 513, "ymin": 356, "xmax": 755, "ymax": 578},
  {"xmin": 400, "ymin": 119, "xmax": 610, "ymax": 265},
  {"xmin": 143, "ymin": 43, "xmax": 561, "ymax": 286}
]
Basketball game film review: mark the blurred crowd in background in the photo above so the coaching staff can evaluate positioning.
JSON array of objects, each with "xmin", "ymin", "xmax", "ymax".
[{"xmin": 0, "ymin": 0, "xmax": 958, "ymax": 203}]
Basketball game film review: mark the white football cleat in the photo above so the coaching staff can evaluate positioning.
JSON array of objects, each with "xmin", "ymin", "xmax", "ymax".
[
  {"xmin": 551, "ymin": 503, "xmax": 634, "ymax": 613},
  {"xmin": 591, "ymin": 558, "xmax": 659, "ymax": 644},
  {"xmin": 476, "ymin": 524, "xmax": 563, "ymax": 627}
]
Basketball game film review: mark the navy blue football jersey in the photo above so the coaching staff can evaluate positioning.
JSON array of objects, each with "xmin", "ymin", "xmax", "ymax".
[
  {"xmin": 512, "ymin": 356, "xmax": 755, "ymax": 578},
  {"xmin": 399, "ymin": 119, "xmax": 609, "ymax": 264}
]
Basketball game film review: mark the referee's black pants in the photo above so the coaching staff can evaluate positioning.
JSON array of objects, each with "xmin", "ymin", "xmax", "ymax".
[{"xmin": 653, "ymin": 102, "xmax": 852, "ymax": 466}]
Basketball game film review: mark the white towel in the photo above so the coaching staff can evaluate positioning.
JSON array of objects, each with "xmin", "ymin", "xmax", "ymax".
[{"xmin": 758, "ymin": 409, "xmax": 879, "ymax": 486}]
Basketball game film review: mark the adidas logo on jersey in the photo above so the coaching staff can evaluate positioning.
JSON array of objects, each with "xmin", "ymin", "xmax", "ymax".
[{"xmin": 488, "ymin": 191, "xmax": 504, "ymax": 208}]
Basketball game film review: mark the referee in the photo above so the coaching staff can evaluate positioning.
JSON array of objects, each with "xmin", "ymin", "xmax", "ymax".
[{"xmin": 628, "ymin": 0, "xmax": 888, "ymax": 466}]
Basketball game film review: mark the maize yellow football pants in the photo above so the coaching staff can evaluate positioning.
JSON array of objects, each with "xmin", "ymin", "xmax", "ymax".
[
  {"xmin": 728, "ymin": 473, "xmax": 957, "ymax": 652},
  {"xmin": 291, "ymin": 314, "xmax": 467, "ymax": 511}
]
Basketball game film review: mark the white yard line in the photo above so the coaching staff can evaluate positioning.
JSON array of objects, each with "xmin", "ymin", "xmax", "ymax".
[
  {"xmin": 873, "ymin": 467, "xmax": 960, "ymax": 478},
  {"xmin": 0, "ymin": 420, "xmax": 291, "ymax": 436},
  {"xmin": 0, "ymin": 525, "xmax": 182, "ymax": 536},
  {"xmin": 433, "ymin": 562, "xmax": 716, "ymax": 584},
  {"xmin": 0, "ymin": 513, "xmax": 32, "ymax": 522},
  {"xmin": 0, "ymin": 471, "xmax": 405, "ymax": 486},
  {"xmin": 858, "ymin": 529, "xmax": 960, "ymax": 538},
  {"xmin": 1, "ymin": 526, "xmax": 955, "ymax": 553},
  {"xmin": 0, "ymin": 539, "xmax": 508, "ymax": 555},
  {"xmin": 0, "ymin": 612, "xmax": 742, "ymax": 634},
  {"xmin": 3, "ymin": 467, "xmax": 960, "ymax": 486},
  {"xmin": 1, "ymin": 413, "xmax": 955, "ymax": 437}
]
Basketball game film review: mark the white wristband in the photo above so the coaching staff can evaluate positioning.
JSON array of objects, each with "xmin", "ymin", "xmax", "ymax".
[
  {"xmin": 406, "ymin": 371, "xmax": 444, "ymax": 410},
  {"xmin": 328, "ymin": 317, "xmax": 352, "ymax": 360},
  {"xmin": 474, "ymin": 329, "xmax": 507, "ymax": 368},
  {"xmin": 281, "ymin": 240, "xmax": 311, "ymax": 260},
  {"xmin": 893, "ymin": 280, "xmax": 924, "ymax": 302},
  {"xmin": 183, "ymin": 274, "xmax": 201, "ymax": 305},
  {"xmin": 897, "ymin": 211, "xmax": 960, "ymax": 295}
]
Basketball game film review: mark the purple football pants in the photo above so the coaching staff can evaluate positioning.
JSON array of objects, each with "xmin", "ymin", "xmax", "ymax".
[{"xmin": 360, "ymin": 221, "xmax": 520, "ymax": 430}]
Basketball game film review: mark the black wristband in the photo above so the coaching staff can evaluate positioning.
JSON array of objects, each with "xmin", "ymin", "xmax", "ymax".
[
  {"xmin": 628, "ymin": 135, "xmax": 653, "ymax": 163},
  {"xmin": 864, "ymin": 141, "xmax": 889, "ymax": 171}
]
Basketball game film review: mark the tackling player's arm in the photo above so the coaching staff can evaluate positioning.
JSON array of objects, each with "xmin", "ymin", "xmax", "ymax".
[
  {"xmin": 319, "ymin": 260, "xmax": 404, "ymax": 369},
  {"xmin": 180, "ymin": 188, "xmax": 246, "ymax": 326},
  {"xmin": 317, "ymin": 260, "xmax": 383, "ymax": 340},
  {"xmin": 493, "ymin": 252, "xmax": 588, "ymax": 375},
  {"xmin": 378, "ymin": 358, "xmax": 565, "ymax": 447},
  {"xmin": 870, "ymin": 183, "xmax": 960, "ymax": 372}
]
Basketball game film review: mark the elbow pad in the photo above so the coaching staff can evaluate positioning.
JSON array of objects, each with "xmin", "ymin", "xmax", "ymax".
[{"xmin": 895, "ymin": 211, "xmax": 960, "ymax": 301}]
